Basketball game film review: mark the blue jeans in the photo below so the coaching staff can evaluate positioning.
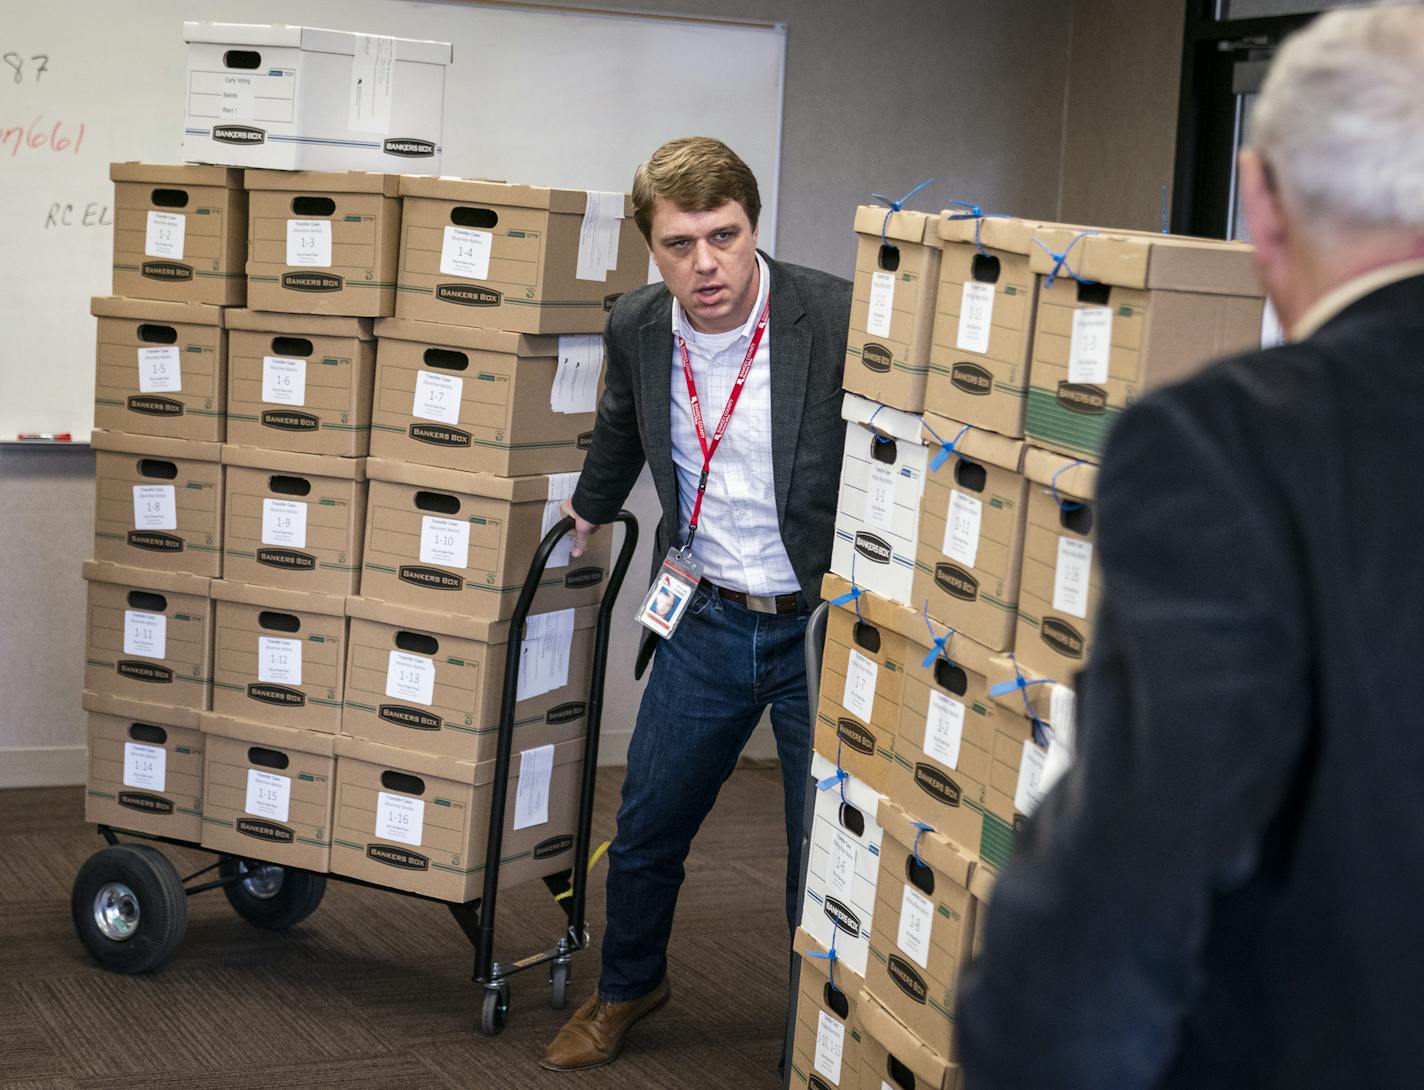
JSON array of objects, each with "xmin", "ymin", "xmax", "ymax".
[{"xmin": 598, "ymin": 583, "xmax": 811, "ymax": 1001}]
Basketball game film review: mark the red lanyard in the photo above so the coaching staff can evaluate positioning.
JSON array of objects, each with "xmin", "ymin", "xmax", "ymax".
[{"xmin": 677, "ymin": 296, "xmax": 771, "ymax": 548}]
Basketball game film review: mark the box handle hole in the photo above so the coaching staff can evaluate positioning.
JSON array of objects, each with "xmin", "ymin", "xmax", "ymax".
[
  {"xmin": 933, "ymin": 659, "xmax": 968, "ymax": 696},
  {"xmin": 150, "ymin": 188, "xmax": 190, "ymax": 209},
  {"xmin": 852, "ymin": 621, "xmax": 881, "ymax": 654},
  {"xmin": 451, "ymin": 206, "xmax": 498, "ymax": 229},
  {"xmin": 415, "ymin": 491, "xmax": 460, "ymax": 516},
  {"xmin": 954, "ymin": 459, "xmax": 987, "ymax": 493},
  {"xmin": 423, "ymin": 347, "xmax": 470, "ymax": 372},
  {"xmin": 271, "ymin": 337, "xmax": 313, "ymax": 358},
  {"xmin": 222, "ymin": 49, "xmax": 261, "ymax": 70},
  {"xmin": 291, "ymin": 196, "xmax": 336, "ymax": 218},
  {"xmin": 878, "ymin": 243, "xmax": 900, "ymax": 272},
  {"xmin": 906, "ymin": 854, "xmax": 935, "ymax": 896},
  {"xmin": 971, "ymin": 252, "xmax": 1001, "ymax": 284},
  {"xmin": 395, "ymin": 631, "xmax": 439, "ymax": 656},
  {"xmin": 381, "ymin": 771, "xmax": 425, "ymax": 795},
  {"xmin": 128, "ymin": 723, "xmax": 168, "ymax": 745},
  {"xmin": 248, "ymin": 747, "xmax": 289, "ymax": 770},
  {"xmin": 137, "ymin": 324, "xmax": 177, "ymax": 345},
  {"xmin": 1060, "ymin": 502, "xmax": 1094, "ymax": 537},
  {"xmin": 137, "ymin": 459, "xmax": 177, "ymax": 480},
  {"xmin": 838, "ymin": 801, "xmax": 865, "ymax": 838},
  {"xmin": 1076, "ymin": 281, "xmax": 1111, "ymax": 306},
  {"xmin": 127, "ymin": 590, "xmax": 167, "ymax": 612},
  {"xmin": 824, "ymin": 983, "xmax": 850, "ymax": 1020},
  {"xmin": 870, "ymin": 436, "xmax": 898, "ymax": 464},
  {"xmin": 887, "ymin": 1054, "xmax": 917, "ymax": 1090},
  {"xmin": 258, "ymin": 611, "xmax": 301, "ymax": 634},
  {"xmin": 269, "ymin": 475, "xmax": 312, "ymax": 497}
]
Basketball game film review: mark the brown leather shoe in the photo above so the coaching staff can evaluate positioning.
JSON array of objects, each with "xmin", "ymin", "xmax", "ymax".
[{"xmin": 540, "ymin": 978, "xmax": 671, "ymax": 1071}]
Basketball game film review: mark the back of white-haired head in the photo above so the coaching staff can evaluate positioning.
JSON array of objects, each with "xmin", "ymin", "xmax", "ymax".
[{"xmin": 1251, "ymin": 3, "xmax": 1424, "ymax": 232}]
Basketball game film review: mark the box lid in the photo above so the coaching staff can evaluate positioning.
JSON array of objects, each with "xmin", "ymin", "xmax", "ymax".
[
  {"xmin": 91, "ymin": 430, "xmax": 222, "ymax": 463},
  {"xmin": 82, "ymin": 559, "xmax": 211, "ymax": 598},
  {"xmin": 198, "ymin": 711, "xmax": 338, "ymax": 756},
  {"xmin": 937, "ymin": 214, "xmax": 1084, "ymax": 256},
  {"xmin": 858, "ymin": 990, "xmax": 957, "ymax": 1088},
  {"xmin": 986, "ymin": 653, "xmax": 1072, "ymax": 717},
  {"xmin": 821, "ymin": 574, "xmax": 996, "ymax": 679},
  {"xmin": 374, "ymin": 317, "xmax": 560, "ymax": 359},
  {"xmin": 90, "ymin": 296, "xmax": 227, "ymax": 328},
  {"xmin": 876, "ymin": 798, "xmax": 979, "ymax": 886},
  {"xmin": 333, "ymin": 732, "xmax": 584, "ymax": 789},
  {"xmin": 810, "ymin": 751, "xmax": 886, "ymax": 818},
  {"xmin": 1022, "ymin": 446, "xmax": 1097, "ymax": 500},
  {"xmin": 1029, "ymin": 228, "xmax": 1262, "ymax": 296},
  {"xmin": 922, "ymin": 412, "xmax": 1025, "ymax": 474},
  {"xmin": 841, "ymin": 392, "xmax": 931, "ymax": 445},
  {"xmin": 224, "ymin": 308, "xmax": 374, "ymax": 340},
  {"xmin": 184, "ymin": 21, "xmax": 304, "ymax": 47},
  {"xmin": 366, "ymin": 457, "xmax": 551, "ymax": 502},
  {"xmin": 347, "ymin": 594, "xmax": 598, "ymax": 644},
  {"xmin": 183, "ymin": 22, "xmax": 452, "ymax": 65},
  {"xmin": 220, "ymin": 444, "xmax": 368, "ymax": 481},
  {"xmin": 82, "ymin": 690, "xmax": 204, "ymax": 731},
  {"xmin": 243, "ymin": 169, "xmax": 401, "ymax": 197},
  {"xmin": 210, "ymin": 579, "xmax": 347, "ymax": 617},
  {"xmin": 794, "ymin": 927, "xmax": 865, "ymax": 1001},
  {"xmin": 853, "ymin": 204, "xmax": 936, "ymax": 246},
  {"xmin": 109, "ymin": 161, "xmax": 244, "ymax": 189},
  {"xmin": 398, "ymin": 175, "xmax": 634, "ymax": 216}
]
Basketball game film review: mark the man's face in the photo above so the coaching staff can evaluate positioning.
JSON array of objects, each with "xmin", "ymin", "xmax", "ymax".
[{"xmin": 647, "ymin": 197, "xmax": 760, "ymax": 334}]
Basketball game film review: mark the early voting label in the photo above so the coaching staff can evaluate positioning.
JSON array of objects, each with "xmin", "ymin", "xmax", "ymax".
[
  {"xmin": 124, "ymin": 610, "xmax": 166, "ymax": 659},
  {"xmin": 943, "ymin": 489, "xmax": 983, "ymax": 568},
  {"xmin": 863, "ymin": 459, "xmax": 898, "ymax": 531},
  {"xmin": 137, "ymin": 347, "xmax": 182, "ymax": 393},
  {"xmin": 842, "ymin": 649, "xmax": 878, "ymax": 725},
  {"xmin": 866, "ymin": 270, "xmax": 896, "ymax": 338},
  {"xmin": 261, "ymin": 498, "xmax": 308, "ymax": 548},
  {"xmin": 420, "ymin": 515, "xmax": 469, "ymax": 568},
  {"xmin": 513, "ymin": 744, "xmax": 555, "ymax": 831},
  {"xmin": 245, "ymin": 768, "xmax": 291, "ymax": 823},
  {"xmin": 1053, "ymin": 537, "xmax": 1094, "ymax": 619},
  {"xmin": 258, "ymin": 636, "xmax": 303, "ymax": 686},
  {"xmin": 828, "ymin": 828, "xmax": 858, "ymax": 902},
  {"xmin": 262, "ymin": 356, "xmax": 307, "ymax": 406},
  {"xmin": 411, "ymin": 370, "xmax": 463, "ymax": 425},
  {"xmin": 439, "ymin": 226, "xmax": 492, "ymax": 281},
  {"xmin": 123, "ymin": 743, "xmax": 166, "ymax": 791},
  {"xmin": 348, "ymin": 33, "xmax": 396, "ymax": 133},
  {"xmin": 1068, "ymin": 306, "xmax": 1113, "ymax": 384},
  {"xmin": 132, "ymin": 485, "xmax": 176, "ymax": 531},
  {"xmin": 220, "ymin": 73, "xmax": 257, "ymax": 119},
  {"xmin": 385, "ymin": 651, "xmax": 435, "ymax": 706},
  {"xmin": 517, "ymin": 609, "xmax": 575, "ymax": 702},
  {"xmin": 286, "ymin": 219, "xmax": 332, "ymax": 267},
  {"xmin": 924, "ymin": 689, "xmax": 966, "ymax": 768},
  {"xmin": 814, "ymin": 1010, "xmax": 846, "ymax": 1085},
  {"xmin": 637, "ymin": 548, "xmax": 702, "ymax": 640},
  {"xmin": 897, "ymin": 882, "xmax": 935, "ymax": 969},
  {"xmin": 144, "ymin": 210, "xmax": 186, "ymax": 260},
  {"xmin": 376, "ymin": 791, "xmax": 425, "ymax": 846},
  {"xmin": 957, "ymin": 279, "xmax": 995, "ymax": 354}
]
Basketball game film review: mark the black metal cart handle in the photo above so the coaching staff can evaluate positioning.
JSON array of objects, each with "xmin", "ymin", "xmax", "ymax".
[{"xmin": 474, "ymin": 510, "xmax": 640, "ymax": 983}]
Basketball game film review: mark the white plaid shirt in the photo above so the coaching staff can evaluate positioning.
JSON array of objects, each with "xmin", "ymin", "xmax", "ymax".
[{"xmin": 669, "ymin": 252, "xmax": 799, "ymax": 596}]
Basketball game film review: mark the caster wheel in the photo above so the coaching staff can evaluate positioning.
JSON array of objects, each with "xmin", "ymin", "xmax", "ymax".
[
  {"xmin": 219, "ymin": 856, "xmax": 326, "ymax": 930},
  {"xmin": 550, "ymin": 959, "xmax": 571, "ymax": 1010},
  {"xmin": 71, "ymin": 844, "xmax": 188, "ymax": 974},
  {"xmin": 480, "ymin": 983, "xmax": 510, "ymax": 1036}
]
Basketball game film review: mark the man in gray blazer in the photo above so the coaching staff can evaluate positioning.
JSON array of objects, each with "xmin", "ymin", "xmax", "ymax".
[{"xmin": 542, "ymin": 136, "xmax": 851, "ymax": 1072}]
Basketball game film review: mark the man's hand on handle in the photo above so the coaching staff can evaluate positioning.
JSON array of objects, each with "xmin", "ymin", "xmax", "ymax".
[{"xmin": 560, "ymin": 498, "xmax": 601, "ymax": 559}]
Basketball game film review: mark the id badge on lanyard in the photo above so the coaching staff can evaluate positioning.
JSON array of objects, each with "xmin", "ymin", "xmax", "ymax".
[{"xmin": 636, "ymin": 296, "xmax": 770, "ymax": 641}]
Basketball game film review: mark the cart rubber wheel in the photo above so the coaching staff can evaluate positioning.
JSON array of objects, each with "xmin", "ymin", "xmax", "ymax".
[
  {"xmin": 550, "ymin": 960, "xmax": 570, "ymax": 1010},
  {"xmin": 219, "ymin": 856, "xmax": 326, "ymax": 930},
  {"xmin": 480, "ymin": 983, "xmax": 510, "ymax": 1036},
  {"xmin": 71, "ymin": 843, "xmax": 188, "ymax": 974}
]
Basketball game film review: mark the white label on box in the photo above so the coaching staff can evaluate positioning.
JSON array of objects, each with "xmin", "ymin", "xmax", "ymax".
[
  {"xmin": 866, "ymin": 270, "xmax": 896, "ymax": 338},
  {"xmin": 814, "ymin": 1010, "xmax": 846, "ymax": 1085},
  {"xmin": 385, "ymin": 651, "xmax": 435, "ymax": 706},
  {"xmin": 262, "ymin": 356, "xmax": 307, "ymax": 406},
  {"xmin": 517, "ymin": 609, "xmax": 575, "ymax": 702},
  {"xmin": 1040, "ymin": 685, "xmax": 1078, "ymax": 795},
  {"xmin": 419, "ymin": 515, "xmax": 469, "ymax": 569},
  {"xmin": 245, "ymin": 768, "xmax": 291, "ymax": 823},
  {"xmin": 924, "ymin": 690, "xmax": 966, "ymax": 769},
  {"xmin": 943, "ymin": 489, "xmax": 983, "ymax": 568},
  {"xmin": 132, "ymin": 485, "xmax": 176, "ymax": 531},
  {"xmin": 286, "ymin": 219, "xmax": 332, "ymax": 268},
  {"xmin": 137, "ymin": 347, "xmax": 182, "ymax": 394},
  {"xmin": 261, "ymin": 498, "xmax": 308, "ymax": 549},
  {"xmin": 348, "ymin": 33, "xmax": 397, "ymax": 134},
  {"xmin": 411, "ymin": 370, "xmax": 463, "ymax": 425},
  {"xmin": 144, "ymin": 211, "xmax": 186, "ymax": 260},
  {"xmin": 540, "ymin": 473, "xmax": 581, "ymax": 570},
  {"xmin": 220, "ymin": 73, "xmax": 256, "ymax": 120},
  {"xmin": 1052, "ymin": 537, "xmax": 1094, "ymax": 619},
  {"xmin": 956, "ymin": 279, "xmax": 995, "ymax": 354},
  {"xmin": 258, "ymin": 636, "xmax": 303, "ymax": 686},
  {"xmin": 123, "ymin": 610, "xmax": 166, "ymax": 659},
  {"xmin": 828, "ymin": 828, "xmax": 858, "ymax": 902},
  {"xmin": 1015, "ymin": 739, "xmax": 1049, "ymax": 817},
  {"xmin": 123, "ymin": 742, "xmax": 166, "ymax": 791},
  {"xmin": 1068, "ymin": 306, "xmax": 1113, "ymax": 384},
  {"xmin": 577, "ymin": 190, "xmax": 624, "ymax": 282},
  {"xmin": 863, "ymin": 460, "xmax": 899, "ymax": 531},
  {"xmin": 552, "ymin": 335, "xmax": 603, "ymax": 415},
  {"xmin": 897, "ymin": 883, "xmax": 935, "ymax": 969},
  {"xmin": 439, "ymin": 226, "xmax": 493, "ymax": 281},
  {"xmin": 513, "ymin": 743, "xmax": 555, "ymax": 831},
  {"xmin": 375, "ymin": 791, "xmax": 425, "ymax": 847},
  {"xmin": 842, "ymin": 649, "xmax": 878, "ymax": 725}
]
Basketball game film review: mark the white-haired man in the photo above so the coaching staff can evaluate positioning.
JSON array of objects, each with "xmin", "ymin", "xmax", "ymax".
[{"xmin": 957, "ymin": 6, "xmax": 1424, "ymax": 1088}]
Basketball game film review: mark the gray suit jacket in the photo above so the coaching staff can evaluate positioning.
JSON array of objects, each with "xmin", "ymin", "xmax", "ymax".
[{"xmin": 571, "ymin": 251, "xmax": 852, "ymax": 607}]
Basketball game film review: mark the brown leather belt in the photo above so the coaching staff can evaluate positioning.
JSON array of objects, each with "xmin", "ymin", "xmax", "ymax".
[{"xmin": 703, "ymin": 580, "xmax": 803, "ymax": 616}]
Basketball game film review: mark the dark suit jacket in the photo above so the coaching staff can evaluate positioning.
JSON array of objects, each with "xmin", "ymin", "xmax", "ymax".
[
  {"xmin": 957, "ymin": 273, "xmax": 1424, "ymax": 1089},
  {"xmin": 572, "ymin": 252, "xmax": 852, "ymax": 607}
]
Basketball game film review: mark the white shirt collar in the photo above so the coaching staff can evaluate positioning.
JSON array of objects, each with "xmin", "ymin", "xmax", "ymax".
[{"xmin": 671, "ymin": 251, "xmax": 770, "ymax": 342}]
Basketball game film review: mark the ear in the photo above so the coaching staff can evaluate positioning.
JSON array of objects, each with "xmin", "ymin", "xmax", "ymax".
[{"xmin": 1239, "ymin": 149, "xmax": 1287, "ymax": 274}]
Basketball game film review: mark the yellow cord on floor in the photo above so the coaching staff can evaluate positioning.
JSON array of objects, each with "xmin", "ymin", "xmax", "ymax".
[{"xmin": 553, "ymin": 840, "xmax": 611, "ymax": 902}]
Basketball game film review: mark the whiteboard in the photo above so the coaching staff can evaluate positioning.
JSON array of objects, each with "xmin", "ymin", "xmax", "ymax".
[{"xmin": 0, "ymin": 0, "xmax": 786, "ymax": 439}]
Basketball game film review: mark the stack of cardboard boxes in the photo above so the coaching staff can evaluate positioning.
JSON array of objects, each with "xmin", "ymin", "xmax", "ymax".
[
  {"xmin": 788, "ymin": 203, "xmax": 1265, "ymax": 1090},
  {"xmin": 80, "ymin": 20, "xmax": 650, "ymax": 906}
]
